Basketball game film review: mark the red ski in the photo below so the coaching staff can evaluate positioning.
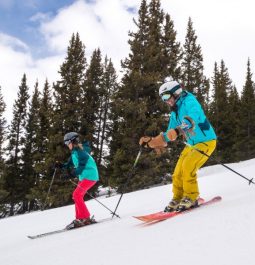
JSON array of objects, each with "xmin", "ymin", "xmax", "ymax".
[{"xmin": 133, "ymin": 196, "xmax": 222, "ymax": 222}]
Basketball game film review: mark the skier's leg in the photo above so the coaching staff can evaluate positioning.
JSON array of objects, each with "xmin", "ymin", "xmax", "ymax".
[
  {"xmin": 172, "ymin": 146, "xmax": 190, "ymax": 200},
  {"xmin": 165, "ymin": 147, "xmax": 191, "ymax": 212},
  {"xmin": 182, "ymin": 140, "xmax": 216, "ymax": 201},
  {"xmin": 72, "ymin": 179, "xmax": 97, "ymax": 219}
]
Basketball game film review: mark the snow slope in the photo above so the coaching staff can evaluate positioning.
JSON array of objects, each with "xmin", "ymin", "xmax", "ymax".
[{"xmin": 1, "ymin": 159, "xmax": 255, "ymax": 265}]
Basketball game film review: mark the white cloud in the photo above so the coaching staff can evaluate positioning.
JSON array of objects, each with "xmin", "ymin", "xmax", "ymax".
[
  {"xmin": 0, "ymin": 33, "xmax": 29, "ymax": 52},
  {"xmin": 0, "ymin": 34, "xmax": 63, "ymax": 123},
  {"xmin": 30, "ymin": 12, "xmax": 52, "ymax": 23},
  {"xmin": 161, "ymin": 0, "xmax": 255, "ymax": 88},
  {"xmin": 38, "ymin": 0, "xmax": 137, "ymax": 68},
  {"xmin": 0, "ymin": 36, "xmax": 31, "ymax": 121}
]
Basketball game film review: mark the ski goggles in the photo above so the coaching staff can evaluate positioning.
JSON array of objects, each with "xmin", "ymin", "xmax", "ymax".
[
  {"xmin": 64, "ymin": 136, "xmax": 79, "ymax": 146},
  {"xmin": 64, "ymin": 139, "xmax": 72, "ymax": 146},
  {"xmin": 161, "ymin": 93, "xmax": 172, "ymax": 102}
]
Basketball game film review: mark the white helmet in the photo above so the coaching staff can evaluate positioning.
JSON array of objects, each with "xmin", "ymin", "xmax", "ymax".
[{"xmin": 159, "ymin": 80, "xmax": 182, "ymax": 99}]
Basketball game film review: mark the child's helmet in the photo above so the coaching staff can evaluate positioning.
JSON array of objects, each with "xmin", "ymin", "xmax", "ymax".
[{"xmin": 64, "ymin": 132, "xmax": 79, "ymax": 145}]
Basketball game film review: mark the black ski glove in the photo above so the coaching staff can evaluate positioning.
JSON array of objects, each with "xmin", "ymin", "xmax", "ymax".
[
  {"xmin": 54, "ymin": 161, "xmax": 64, "ymax": 169},
  {"xmin": 62, "ymin": 167, "xmax": 77, "ymax": 180}
]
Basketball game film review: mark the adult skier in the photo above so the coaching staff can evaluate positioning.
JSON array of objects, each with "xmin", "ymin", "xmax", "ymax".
[
  {"xmin": 58, "ymin": 132, "xmax": 99, "ymax": 229},
  {"xmin": 139, "ymin": 78, "xmax": 217, "ymax": 212}
]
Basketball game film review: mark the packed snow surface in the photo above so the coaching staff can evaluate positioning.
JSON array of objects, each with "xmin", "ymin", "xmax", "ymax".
[{"xmin": 1, "ymin": 159, "xmax": 255, "ymax": 265}]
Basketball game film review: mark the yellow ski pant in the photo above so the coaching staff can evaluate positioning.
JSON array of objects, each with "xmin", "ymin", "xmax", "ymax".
[{"xmin": 172, "ymin": 140, "xmax": 216, "ymax": 201}]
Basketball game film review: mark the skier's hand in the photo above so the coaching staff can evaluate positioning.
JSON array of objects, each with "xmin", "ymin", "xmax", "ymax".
[
  {"xmin": 54, "ymin": 161, "xmax": 64, "ymax": 169},
  {"xmin": 139, "ymin": 136, "xmax": 152, "ymax": 147},
  {"xmin": 149, "ymin": 134, "xmax": 167, "ymax": 148},
  {"xmin": 139, "ymin": 134, "xmax": 167, "ymax": 149},
  {"xmin": 62, "ymin": 168, "xmax": 77, "ymax": 180}
]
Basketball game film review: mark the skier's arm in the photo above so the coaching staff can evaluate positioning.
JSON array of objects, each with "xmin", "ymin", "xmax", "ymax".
[
  {"xmin": 163, "ymin": 116, "xmax": 195, "ymax": 143},
  {"xmin": 139, "ymin": 113, "xmax": 180, "ymax": 148},
  {"xmin": 162, "ymin": 114, "xmax": 179, "ymax": 142},
  {"xmin": 62, "ymin": 157, "xmax": 74, "ymax": 169}
]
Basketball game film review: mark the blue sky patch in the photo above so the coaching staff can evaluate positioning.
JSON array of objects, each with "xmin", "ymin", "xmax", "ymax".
[{"xmin": 0, "ymin": 0, "xmax": 75, "ymax": 56}]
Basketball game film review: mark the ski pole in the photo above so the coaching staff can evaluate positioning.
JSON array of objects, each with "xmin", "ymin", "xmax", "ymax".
[
  {"xmin": 184, "ymin": 141, "xmax": 255, "ymax": 185},
  {"xmin": 69, "ymin": 179, "xmax": 121, "ymax": 219},
  {"xmin": 111, "ymin": 147, "xmax": 143, "ymax": 218},
  {"xmin": 41, "ymin": 168, "xmax": 57, "ymax": 210}
]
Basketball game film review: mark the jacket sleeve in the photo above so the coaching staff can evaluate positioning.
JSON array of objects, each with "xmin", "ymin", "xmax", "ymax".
[
  {"xmin": 163, "ymin": 113, "xmax": 178, "ymax": 142},
  {"xmin": 168, "ymin": 114, "xmax": 178, "ymax": 130}
]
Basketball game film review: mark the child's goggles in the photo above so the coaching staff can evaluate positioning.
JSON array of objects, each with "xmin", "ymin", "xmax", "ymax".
[{"xmin": 64, "ymin": 139, "xmax": 72, "ymax": 146}]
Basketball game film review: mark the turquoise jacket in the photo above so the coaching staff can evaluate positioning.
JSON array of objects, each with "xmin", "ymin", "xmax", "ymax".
[
  {"xmin": 164, "ymin": 91, "xmax": 217, "ymax": 146},
  {"xmin": 64, "ymin": 141, "xmax": 99, "ymax": 182}
]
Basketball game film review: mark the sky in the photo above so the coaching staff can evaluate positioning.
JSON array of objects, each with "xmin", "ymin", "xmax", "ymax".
[
  {"xmin": 1, "ymin": 158, "xmax": 255, "ymax": 265},
  {"xmin": 0, "ymin": 0, "xmax": 255, "ymax": 122}
]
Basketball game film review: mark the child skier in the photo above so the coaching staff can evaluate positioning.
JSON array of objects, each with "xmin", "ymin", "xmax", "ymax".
[
  {"xmin": 139, "ymin": 78, "xmax": 217, "ymax": 212},
  {"xmin": 60, "ymin": 132, "xmax": 99, "ymax": 229}
]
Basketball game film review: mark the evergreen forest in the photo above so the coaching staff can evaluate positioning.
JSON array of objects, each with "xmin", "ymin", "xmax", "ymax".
[{"xmin": 0, "ymin": 0, "xmax": 254, "ymax": 217}]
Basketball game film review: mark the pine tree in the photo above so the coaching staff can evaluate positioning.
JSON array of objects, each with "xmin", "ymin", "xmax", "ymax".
[
  {"xmin": 181, "ymin": 17, "xmax": 209, "ymax": 107},
  {"xmin": 0, "ymin": 86, "xmax": 8, "ymax": 216},
  {"xmin": 21, "ymin": 81, "xmax": 41, "ymax": 212},
  {"xmin": 82, "ymin": 48, "xmax": 103, "ymax": 155},
  {"xmin": 161, "ymin": 13, "xmax": 182, "ymax": 79},
  {"xmin": 98, "ymin": 57, "xmax": 118, "ymax": 186},
  {"xmin": 227, "ymin": 86, "xmax": 241, "ymax": 161},
  {"xmin": 4, "ymin": 74, "xmax": 29, "ymax": 216},
  {"xmin": 109, "ymin": 0, "xmax": 176, "ymax": 192},
  {"xmin": 237, "ymin": 59, "xmax": 255, "ymax": 160},
  {"xmin": 27, "ymin": 79, "xmax": 54, "ymax": 210},
  {"xmin": 99, "ymin": 58, "xmax": 117, "ymax": 163},
  {"xmin": 36, "ymin": 79, "xmax": 53, "ymax": 177},
  {"xmin": 144, "ymin": 0, "xmax": 164, "ymax": 74},
  {"xmin": 81, "ymin": 50, "xmax": 119, "ymax": 190},
  {"xmin": 53, "ymin": 32, "xmax": 86, "ymax": 135},
  {"xmin": 209, "ymin": 61, "xmax": 236, "ymax": 162},
  {"xmin": 0, "ymin": 86, "xmax": 6, "ymax": 172}
]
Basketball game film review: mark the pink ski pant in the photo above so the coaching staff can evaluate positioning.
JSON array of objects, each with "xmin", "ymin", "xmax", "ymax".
[{"xmin": 72, "ymin": 179, "xmax": 97, "ymax": 219}]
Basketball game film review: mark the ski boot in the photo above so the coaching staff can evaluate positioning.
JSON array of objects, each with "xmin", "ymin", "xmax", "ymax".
[
  {"xmin": 88, "ymin": 215, "xmax": 97, "ymax": 224},
  {"xmin": 175, "ymin": 197, "xmax": 198, "ymax": 212},
  {"xmin": 66, "ymin": 216, "xmax": 97, "ymax": 230},
  {"xmin": 164, "ymin": 198, "xmax": 180, "ymax": 212}
]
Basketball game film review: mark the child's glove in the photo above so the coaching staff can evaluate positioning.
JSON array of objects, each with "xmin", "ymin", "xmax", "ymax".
[{"xmin": 54, "ymin": 161, "xmax": 64, "ymax": 169}]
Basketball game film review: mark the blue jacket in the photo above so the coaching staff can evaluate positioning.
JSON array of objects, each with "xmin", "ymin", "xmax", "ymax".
[
  {"xmin": 165, "ymin": 91, "xmax": 217, "ymax": 145},
  {"xmin": 64, "ymin": 141, "xmax": 99, "ymax": 181}
]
